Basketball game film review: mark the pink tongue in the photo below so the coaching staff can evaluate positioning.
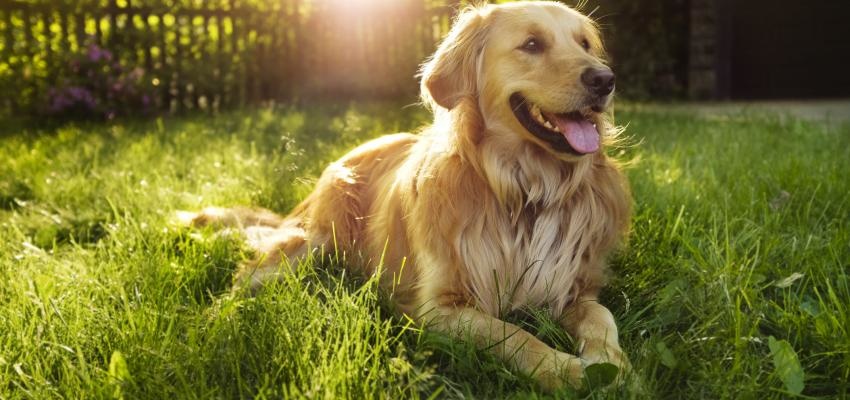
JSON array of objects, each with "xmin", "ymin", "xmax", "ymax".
[{"xmin": 548, "ymin": 114, "xmax": 600, "ymax": 154}]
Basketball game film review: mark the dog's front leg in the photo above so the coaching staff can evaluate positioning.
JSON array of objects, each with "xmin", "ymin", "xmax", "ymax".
[
  {"xmin": 559, "ymin": 296, "xmax": 630, "ymax": 375},
  {"xmin": 425, "ymin": 305, "xmax": 584, "ymax": 391}
]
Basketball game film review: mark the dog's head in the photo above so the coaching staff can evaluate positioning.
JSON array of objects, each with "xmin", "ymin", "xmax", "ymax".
[{"xmin": 421, "ymin": 1, "xmax": 614, "ymax": 159}]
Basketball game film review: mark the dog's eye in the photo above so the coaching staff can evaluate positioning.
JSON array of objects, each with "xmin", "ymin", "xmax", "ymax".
[
  {"xmin": 581, "ymin": 38, "xmax": 591, "ymax": 51},
  {"xmin": 520, "ymin": 37, "xmax": 544, "ymax": 54}
]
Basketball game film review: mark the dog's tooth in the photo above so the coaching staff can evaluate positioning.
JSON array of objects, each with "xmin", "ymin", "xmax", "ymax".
[
  {"xmin": 544, "ymin": 120, "xmax": 554, "ymax": 130},
  {"xmin": 531, "ymin": 106, "xmax": 545, "ymax": 125}
]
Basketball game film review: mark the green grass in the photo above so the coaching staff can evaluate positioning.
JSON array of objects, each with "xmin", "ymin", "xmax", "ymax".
[{"xmin": 1, "ymin": 103, "xmax": 848, "ymax": 399}]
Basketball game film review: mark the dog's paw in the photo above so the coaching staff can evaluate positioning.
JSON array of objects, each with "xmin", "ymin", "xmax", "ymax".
[
  {"xmin": 574, "ymin": 340, "xmax": 634, "ymax": 392},
  {"xmin": 172, "ymin": 210, "xmax": 245, "ymax": 247},
  {"xmin": 580, "ymin": 340, "xmax": 630, "ymax": 375},
  {"xmin": 533, "ymin": 351, "xmax": 584, "ymax": 392},
  {"xmin": 535, "ymin": 356, "xmax": 628, "ymax": 395},
  {"xmin": 174, "ymin": 210, "xmax": 201, "ymax": 227},
  {"xmin": 174, "ymin": 207, "xmax": 234, "ymax": 228},
  {"xmin": 582, "ymin": 359, "xmax": 647, "ymax": 395}
]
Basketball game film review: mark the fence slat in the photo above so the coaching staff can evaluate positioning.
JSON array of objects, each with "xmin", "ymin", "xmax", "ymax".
[{"xmin": 3, "ymin": 10, "xmax": 12, "ymax": 59}]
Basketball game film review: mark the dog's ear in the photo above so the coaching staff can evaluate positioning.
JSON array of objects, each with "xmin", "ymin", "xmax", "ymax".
[{"xmin": 420, "ymin": 6, "xmax": 491, "ymax": 110}]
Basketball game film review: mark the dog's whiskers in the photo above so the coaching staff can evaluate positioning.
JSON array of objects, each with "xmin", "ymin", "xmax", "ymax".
[{"xmin": 512, "ymin": 98, "xmax": 529, "ymax": 114}]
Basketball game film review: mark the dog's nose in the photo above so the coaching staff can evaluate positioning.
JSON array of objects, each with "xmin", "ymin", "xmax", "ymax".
[{"xmin": 581, "ymin": 67, "xmax": 615, "ymax": 97}]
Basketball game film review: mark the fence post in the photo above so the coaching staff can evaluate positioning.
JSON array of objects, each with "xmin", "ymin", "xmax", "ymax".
[
  {"xmin": 185, "ymin": 10, "xmax": 199, "ymax": 110},
  {"xmin": 230, "ymin": 0, "xmax": 243, "ymax": 107},
  {"xmin": 40, "ymin": 9, "xmax": 52, "ymax": 73},
  {"xmin": 125, "ymin": 0, "xmax": 137, "ymax": 69},
  {"xmin": 61, "ymin": 7, "xmax": 72, "ymax": 54},
  {"xmin": 3, "ymin": 8, "xmax": 15, "ymax": 113},
  {"xmin": 175, "ymin": 13, "xmax": 184, "ymax": 112},
  {"xmin": 140, "ymin": 9, "xmax": 153, "ymax": 78},
  {"xmin": 108, "ymin": 0, "xmax": 118, "ymax": 46},
  {"xmin": 214, "ymin": 11, "xmax": 224, "ymax": 110},
  {"xmin": 200, "ymin": 13, "xmax": 210, "ymax": 111},
  {"xmin": 273, "ymin": 0, "xmax": 287, "ymax": 101},
  {"xmin": 22, "ymin": 7, "xmax": 33, "ymax": 59},
  {"xmin": 242, "ymin": 6, "xmax": 254, "ymax": 105},
  {"xmin": 75, "ymin": 12, "xmax": 85, "ymax": 51},
  {"xmin": 3, "ymin": 9, "xmax": 13, "ymax": 60},
  {"xmin": 158, "ymin": 10, "xmax": 169, "ymax": 112},
  {"xmin": 291, "ymin": 0, "xmax": 302, "ymax": 97}
]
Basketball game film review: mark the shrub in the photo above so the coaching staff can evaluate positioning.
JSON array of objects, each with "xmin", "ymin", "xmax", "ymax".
[{"xmin": 44, "ymin": 40, "xmax": 157, "ymax": 120}]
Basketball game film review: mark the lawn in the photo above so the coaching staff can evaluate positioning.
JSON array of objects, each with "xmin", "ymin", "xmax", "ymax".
[{"xmin": 1, "ymin": 103, "xmax": 848, "ymax": 399}]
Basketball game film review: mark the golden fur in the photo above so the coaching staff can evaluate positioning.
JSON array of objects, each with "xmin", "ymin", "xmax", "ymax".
[{"xmin": 182, "ymin": 1, "xmax": 632, "ymax": 390}]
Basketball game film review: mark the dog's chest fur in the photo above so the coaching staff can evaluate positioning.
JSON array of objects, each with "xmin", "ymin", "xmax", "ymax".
[{"xmin": 457, "ymin": 153, "xmax": 612, "ymax": 316}]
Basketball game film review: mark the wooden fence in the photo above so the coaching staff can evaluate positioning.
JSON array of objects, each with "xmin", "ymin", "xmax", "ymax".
[{"xmin": 0, "ymin": 0, "xmax": 458, "ymax": 115}]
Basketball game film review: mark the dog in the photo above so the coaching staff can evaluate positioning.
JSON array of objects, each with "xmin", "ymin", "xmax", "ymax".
[{"xmin": 181, "ymin": 1, "xmax": 631, "ymax": 391}]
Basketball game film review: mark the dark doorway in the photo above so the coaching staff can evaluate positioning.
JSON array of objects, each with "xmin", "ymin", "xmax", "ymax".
[{"xmin": 729, "ymin": 0, "xmax": 850, "ymax": 99}]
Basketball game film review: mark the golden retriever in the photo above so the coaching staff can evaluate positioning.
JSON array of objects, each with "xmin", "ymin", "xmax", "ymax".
[{"xmin": 181, "ymin": 1, "xmax": 631, "ymax": 391}]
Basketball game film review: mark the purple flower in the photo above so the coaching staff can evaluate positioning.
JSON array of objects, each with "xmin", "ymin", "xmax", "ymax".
[
  {"xmin": 48, "ymin": 92, "xmax": 71, "ymax": 113},
  {"xmin": 86, "ymin": 44, "xmax": 112, "ymax": 63},
  {"xmin": 47, "ymin": 86, "xmax": 97, "ymax": 114},
  {"xmin": 46, "ymin": 40, "xmax": 158, "ymax": 118}
]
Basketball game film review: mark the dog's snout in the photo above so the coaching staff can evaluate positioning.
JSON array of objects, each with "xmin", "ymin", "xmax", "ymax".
[{"xmin": 581, "ymin": 67, "xmax": 615, "ymax": 97}]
